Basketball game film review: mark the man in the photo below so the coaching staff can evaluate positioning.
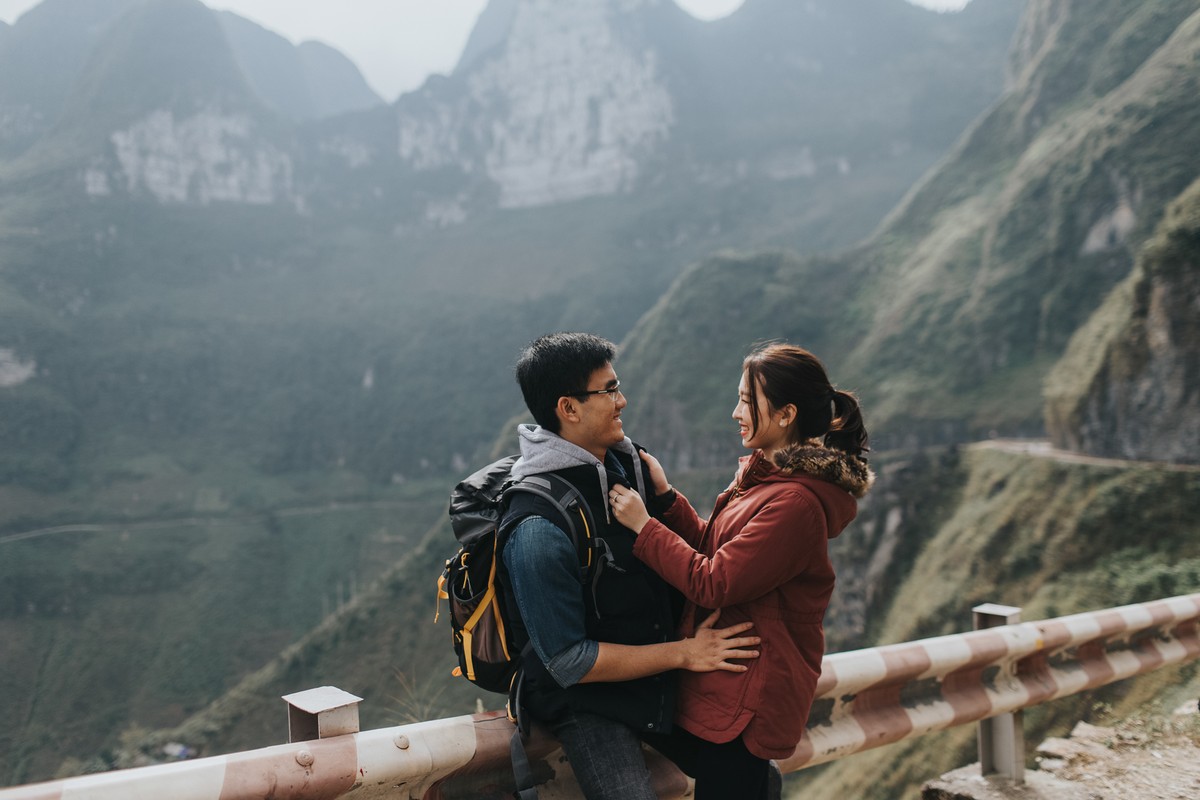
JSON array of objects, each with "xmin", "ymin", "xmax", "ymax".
[{"xmin": 500, "ymin": 332, "xmax": 758, "ymax": 800}]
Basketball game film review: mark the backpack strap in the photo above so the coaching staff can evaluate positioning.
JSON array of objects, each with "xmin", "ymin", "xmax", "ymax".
[
  {"xmin": 510, "ymin": 728, "xmax": 538, "ymax": 800},
  {"xmin": 502, "ymin": 474, "xmax": 600, "ymax": 582},
  {"xmin": 503, "ymin": 474, "xmax": 619, "ymax": 620},
  {"xmin": 498, "ymin": 475, "xmax": 608, "ymax": 798},
  {"xmin": 509, "ymin": 658, "xmax": 539, "ymax": 799}
]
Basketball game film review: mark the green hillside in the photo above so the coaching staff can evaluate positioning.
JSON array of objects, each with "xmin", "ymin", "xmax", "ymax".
[
  {"xmin": 793, "ymin": 444, "xmax": 1200, "ymax": 800},
  {"xmin": 619, "ymin": 0, "xmax": 1200, "ymax": 459},
  {"xmin": 0, "ymin": 477, "xmax": 449, "ymax": 786},
  {"xmin": 612, "ymin": 1, "xmax": 1200, "ymax": 795}
]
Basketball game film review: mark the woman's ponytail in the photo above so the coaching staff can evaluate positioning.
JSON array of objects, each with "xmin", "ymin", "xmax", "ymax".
[{"xmin": 825, "ymin": 389, "xmax": 869, "ymax": 456}]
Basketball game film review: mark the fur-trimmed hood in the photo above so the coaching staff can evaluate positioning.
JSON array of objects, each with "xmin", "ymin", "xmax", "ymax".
[
  {"xmin": 769, "ymin": 442, "xmax": 874, "ymax": 498},
  {"xmin": 733, "ymin": 442, "xmax": 874, "ymax": 500}
]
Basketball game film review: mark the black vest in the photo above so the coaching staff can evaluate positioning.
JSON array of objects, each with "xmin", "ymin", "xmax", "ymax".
[{"xmin": 500, "ymin": 447, "xmax": 680, "ymax": 733}]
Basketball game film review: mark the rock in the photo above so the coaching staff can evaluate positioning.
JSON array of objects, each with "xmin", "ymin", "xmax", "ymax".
[
  {"xmin": 922, "ymin": 764, "xmax": 1098, "ymax": 799},
  {"xmin": 1036, "ymin": 735, "xmax": 1110, "ymax": 762},
  {"xmin": 1172, "ymin": 699, "xmax": 1199, "ymax": 716}
]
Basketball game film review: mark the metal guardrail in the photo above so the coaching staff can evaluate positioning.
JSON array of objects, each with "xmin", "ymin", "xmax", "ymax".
[
  {"xmin": 3, "ymin": 592, "xmax": 1197, "ymax": 799},
  {"xmin": 785, "ymin": 592, "xmax": 1200, "ymax": 771}
]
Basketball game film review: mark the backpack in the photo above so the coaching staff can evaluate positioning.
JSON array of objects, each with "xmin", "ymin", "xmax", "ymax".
[{"xmin": 436, "ymin": 454, "xmax": 600, "ymax": 695}]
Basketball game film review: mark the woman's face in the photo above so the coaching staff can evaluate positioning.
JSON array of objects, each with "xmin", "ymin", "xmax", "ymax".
[{"xmin": 733, "ymin": 370, "xmax": 789, "ymax": 455}]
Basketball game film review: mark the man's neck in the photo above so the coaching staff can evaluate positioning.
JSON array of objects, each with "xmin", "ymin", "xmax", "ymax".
[{"xmin": 558, "ymin": 430, "xmax": 607, "ymax": 464}]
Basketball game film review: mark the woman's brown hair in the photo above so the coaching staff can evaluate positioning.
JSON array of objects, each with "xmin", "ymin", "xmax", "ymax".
[{"xmin": 742, "ymin": 343, "xmax": 869, "ymax": 456}]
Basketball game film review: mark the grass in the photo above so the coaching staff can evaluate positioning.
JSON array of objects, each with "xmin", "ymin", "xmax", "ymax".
[
  {"xmin": 876, "ymin": 446, "xmax": 1200, "ymax": 645},
  {"xmin": 0, "ymin": 475, "xmax": 450, "ymax": 786}
]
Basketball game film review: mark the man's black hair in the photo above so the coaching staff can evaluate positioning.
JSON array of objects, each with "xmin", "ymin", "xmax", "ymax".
[{"xmin": 515, "ymin": 332, "xmax": 616, "ymax": 433}]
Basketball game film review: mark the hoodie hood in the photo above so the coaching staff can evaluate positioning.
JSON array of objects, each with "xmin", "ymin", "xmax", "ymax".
[{"xmin": 511, "ymin": 424, "xmax": 648, "ymax": 522}]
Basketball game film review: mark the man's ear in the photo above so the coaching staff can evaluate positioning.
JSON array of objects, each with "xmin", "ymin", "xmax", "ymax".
[{"xmin": 556, "ymin": 396, "xmax": 579, "ymax": 425}]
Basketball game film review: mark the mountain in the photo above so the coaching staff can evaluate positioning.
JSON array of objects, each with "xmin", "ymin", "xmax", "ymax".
[
  {"xmin": 375, "ymin": 0, "xmax": 1018, "ymax": 213},
  {"xmin": 216, "ymin": 11, "xmax": 383, "ymax": 121},
  {"xmin": 618, "ymin": 0, "xmax": 1200, "ymax": 463},
  {"xmin": 0, "ymin": 0, "xmax": 141, "ymax": 156},
  {"xmin": 0, "ymin": 0, "xmax": 382, "ymax": 160},
  {"xmin": 454, "ymin": 0, "xmax": 518, "ymax": 74},
  {"xmin": 1045, "ymin": 175, "xmax": 1200, "ymax": 463},
  {"xmin": 612, "ymin": 3, "xmax": 1200, "ymax": 793}
]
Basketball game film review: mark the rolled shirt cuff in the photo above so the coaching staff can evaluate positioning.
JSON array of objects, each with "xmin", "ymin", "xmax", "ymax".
[{"xmin": 545, "ymin": 638, "xmax": 600, "ymax": 688}]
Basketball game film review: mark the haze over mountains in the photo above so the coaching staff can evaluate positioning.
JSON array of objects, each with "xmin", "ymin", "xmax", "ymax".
[
  {"xmin": 3, "ymin": 0, "xmax": 1199, "ymax": 795},
  {"xmin": 0, "ymin": 0, "xmax": 1018, "ymax": 487}
]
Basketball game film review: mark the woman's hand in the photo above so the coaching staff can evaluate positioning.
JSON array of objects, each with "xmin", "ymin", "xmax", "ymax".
[
  {"xmin": 639, "ymin": 450, "xmax": 671, "ymax": 496},
  {"xmin": 609, "ymin": 484, "xmax": 651, "ymax": 533},
  {"xmin": 678, "ymin": 610, "xmax": 760, "ymax": 673}
]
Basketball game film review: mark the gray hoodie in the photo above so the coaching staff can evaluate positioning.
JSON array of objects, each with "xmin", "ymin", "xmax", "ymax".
[{"xmin": 510, "ymin": 424, "xmax": 649, "ymax": 523}]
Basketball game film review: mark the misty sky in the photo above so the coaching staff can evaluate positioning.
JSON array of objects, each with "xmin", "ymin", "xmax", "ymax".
[{"xmin": 0, "ymin": 0, "xmax": 972, "ymax": 101}]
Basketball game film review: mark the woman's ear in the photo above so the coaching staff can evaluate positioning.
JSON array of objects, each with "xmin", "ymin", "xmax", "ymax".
[{"xmin": 779, "ymin": 403, "xmax": 798, "ymax": 428}]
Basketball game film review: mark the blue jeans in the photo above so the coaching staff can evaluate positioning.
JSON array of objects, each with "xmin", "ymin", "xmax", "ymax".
[{"xmin": 552, "ymin": 711, "xmax": 658, "ymax": 800}]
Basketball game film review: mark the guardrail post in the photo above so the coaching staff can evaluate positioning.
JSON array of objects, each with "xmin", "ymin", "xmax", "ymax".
[
  {"xmin": 972, "ymin": 603, "xmax": 1024, "ymax": 783},
  {"xmin": 282, "ymin": 686, "xmax": 363, "ymax": 742}
]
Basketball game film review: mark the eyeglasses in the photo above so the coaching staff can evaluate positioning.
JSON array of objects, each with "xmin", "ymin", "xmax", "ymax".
[{"xmin": 569, "ymin": 381, "xmax": 622, "ymax": 400}]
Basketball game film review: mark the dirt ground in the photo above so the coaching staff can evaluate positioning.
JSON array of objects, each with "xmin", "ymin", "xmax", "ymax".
[{"xmin": 923, "ymin": 700, "xmax": 1200, "ymax": 800}]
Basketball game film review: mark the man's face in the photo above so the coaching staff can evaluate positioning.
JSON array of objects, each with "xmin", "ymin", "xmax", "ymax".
[{"xmin": 569, "ymin": 363, "xmax": 627, "ymax": 455}]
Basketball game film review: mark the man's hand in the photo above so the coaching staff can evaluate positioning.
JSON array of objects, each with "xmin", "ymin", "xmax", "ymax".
[
  {"xmin": 581, "ymin": 609, "xmax": 760, "ymax": 684},
  {"xmin": 678, "ymin": 610, "xmax": 760, "ymax": 673}
]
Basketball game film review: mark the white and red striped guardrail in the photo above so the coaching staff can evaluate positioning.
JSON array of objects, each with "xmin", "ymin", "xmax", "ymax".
[{"xmin": 3, "ymin": 592, "xmax": 1197, "ymax": 799}]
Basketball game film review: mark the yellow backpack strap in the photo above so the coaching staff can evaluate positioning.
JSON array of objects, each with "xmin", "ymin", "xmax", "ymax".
[
  {"xmin": 460, "ymin": 536, "xmax": 506, "ymax": 681},
  {"xmin": 435, "ymin": 570, "xmax": 448, "ymax": 623}
]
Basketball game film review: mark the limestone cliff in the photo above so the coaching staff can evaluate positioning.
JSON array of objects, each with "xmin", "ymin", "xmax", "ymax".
[
  {"xmin": 1045, "ymin": 178, "xmax": 1200, "ymax": 463},
  {"xmin": 45, "ymin": 0, "xmax": 299, "ymax": 207},
  {"xmin": 396, "ymin": 0, "xmax": 675, "ymax": 209}
]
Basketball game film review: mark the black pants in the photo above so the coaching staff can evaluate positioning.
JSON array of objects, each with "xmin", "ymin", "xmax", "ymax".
[{"xmin": 642, "ymin": 727, "xmax": 771, "ymax": 800}]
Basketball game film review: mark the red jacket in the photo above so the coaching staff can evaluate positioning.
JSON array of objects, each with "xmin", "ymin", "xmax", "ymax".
[{"xmin": 633, "ymin": 443, "xmax": 873, "ymax": 759}]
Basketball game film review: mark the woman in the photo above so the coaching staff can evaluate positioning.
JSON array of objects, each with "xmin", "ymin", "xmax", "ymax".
[{"xmin": 609, "ymin": 342, "xmax": 873, "ymax": 799}]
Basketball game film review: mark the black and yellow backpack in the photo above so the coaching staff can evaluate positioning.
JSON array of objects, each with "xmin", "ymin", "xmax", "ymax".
[{"xmin": 437, "ymin": 455, "xmax": 599, "ymax": 695}]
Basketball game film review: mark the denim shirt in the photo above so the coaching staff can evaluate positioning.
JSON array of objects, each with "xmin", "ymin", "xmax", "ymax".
[{"xmin": 502, "ymin": 514, "xmax": 599, "ymax": 687}]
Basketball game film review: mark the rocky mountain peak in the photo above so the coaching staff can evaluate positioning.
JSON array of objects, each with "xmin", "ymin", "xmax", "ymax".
[
  {"xmin": 217, "ymin": 11, "xmax": 382, "ymax": 122},
  {"xmin": 57, "ymin": 0, "xmax": 297, "ymax": 206},
  {"xmin": 398, "ymin": 0, "xmax": 676, "ymax": 209}
]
